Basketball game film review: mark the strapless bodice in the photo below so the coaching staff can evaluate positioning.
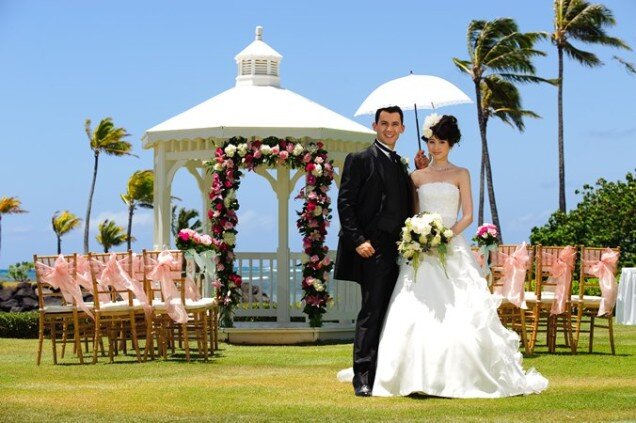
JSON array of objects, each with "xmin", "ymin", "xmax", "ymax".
[{"xmin": 417, "ymin": 182, "xmax": 460, "ymax": 227}]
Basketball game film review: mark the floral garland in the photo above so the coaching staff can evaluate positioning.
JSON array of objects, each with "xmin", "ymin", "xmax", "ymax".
[{"xmin": 206, "ymin": 136, "xmax": 334, "ymax": 327}]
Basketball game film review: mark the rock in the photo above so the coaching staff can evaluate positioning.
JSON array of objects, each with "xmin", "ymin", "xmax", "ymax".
[
  {"xmin": 21, "ymin": 297, "xmax": 39, "ymax": 310},
  {"xmin": 15, "ymin": 286, "xmax": 37, "ymax": 300},
  {"xmin": 1, "ymin": 298, "xmax": 19, "ymax": 312},
  {"xmin": 0, "ymin": 288, "xmax": 14, "ymax": 302},
  {"xmin": 43, "ymin": 296, "xmax": 63, "ymax": 306},
  {"xmin": 10, "ymin": 306, "xmax": 26, "ymax": 312}
]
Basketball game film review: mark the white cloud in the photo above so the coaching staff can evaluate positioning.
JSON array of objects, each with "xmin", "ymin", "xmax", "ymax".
[{"xmin": 89, "ymin": 210, "xmax": 153, "ymax": 228}]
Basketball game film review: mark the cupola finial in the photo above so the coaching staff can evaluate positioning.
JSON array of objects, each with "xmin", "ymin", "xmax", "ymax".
[{"xmin": 255, "ymin": 26, "xmax": 263, "ymax": 41}]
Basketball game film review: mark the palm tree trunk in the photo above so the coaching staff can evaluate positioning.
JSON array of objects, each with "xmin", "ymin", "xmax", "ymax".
[
  {"xmin": 475, "ymin": 82, "xmax": 503, "ymax": 242},
  {"xmin": 57, "ymin": 235, "xmax": 61, "ymax": 254},
  {"xmin": 475, "ymin": 82, "xmax": 486, "ymax": 227},
  {"xmin": 0, "ymin": 215, "xmax": 3, "ymax": 257},
  {"xmin": 557, "ymin": 45, "xmax": 566, "ymax": 213},
  {"xmin": 478, "ymin": 151, "xmax": 485, "ymax": 226},
  {"xmin": 126, "ymin": 204, "xmax": 134, "ymax": 251},
  {"xmin": 84, "ymin": 152, "xmax": 99, "ymax": 253}
]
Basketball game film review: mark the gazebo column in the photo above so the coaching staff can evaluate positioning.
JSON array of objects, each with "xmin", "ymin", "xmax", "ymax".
[
  {"xmin": 186, "ymin": 163, "xmax": 213, "ymax": 234},
  {"xmin": 275, "ymin": 166, "xmax": 291, "ymax": 325},
  {"xmin": 153, "ymin": 143, "xmax": 173, "ymax": 249}
]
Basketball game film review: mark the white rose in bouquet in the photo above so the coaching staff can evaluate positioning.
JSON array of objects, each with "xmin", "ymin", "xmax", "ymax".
[{"xmin": 224, "ymin": 144, "xmax": 237, "ymax": 157}]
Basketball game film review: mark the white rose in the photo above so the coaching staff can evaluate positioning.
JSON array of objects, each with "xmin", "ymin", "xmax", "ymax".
[
  {"xmin": 311, "ymin": 164, "xmax": 323, "ymax": 176},
  {"xmin": 223, "ymin": 232, "xmax": 236, "ymax": 246},
  {"xmin": 213, "ymin": 163, "xmax": 224, "ymax": 172},
  {"xmin": 237, "ymin": 143, "xmax": 248, "ymax": 157},
  {"xmin": 293, "ymin": 143, "xmax": 304, "ymax": 156},
  {"xmin": 444, "ymin": 229, "xmax": 454, "ymax": 238},
  {"xmin": 313, "ymin": 205, "xmax": 323, "ymax": 216},
  {"xmin": 260, "ymin": 145, "xmax": 272, "ymax": 155},
  {"xmin": 313, "ymin": 282, "xmax": 325, "ymax": 292},
  {"xmin": 431, "ymin": 235, "xmax": 441, "ymax": 246},
  {"xmin": 224, "ymin": 144, "xmax": 237, "ymax": 157}
]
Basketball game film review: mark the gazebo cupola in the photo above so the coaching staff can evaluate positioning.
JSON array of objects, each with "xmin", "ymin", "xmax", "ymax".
[{"xmin": 235, "ymin": 26, "xmax": 282, "ymax": 88}]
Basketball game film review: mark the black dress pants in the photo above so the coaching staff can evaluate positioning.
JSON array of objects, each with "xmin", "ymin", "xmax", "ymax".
[{"xmin": 352, "ymin": 231, "xmax": 399, "ymax": 390}]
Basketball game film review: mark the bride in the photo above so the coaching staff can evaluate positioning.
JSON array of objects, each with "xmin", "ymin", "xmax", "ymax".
[{"xmin": 341, "ymin": 114, "xmax": 548, "ymax": 398}]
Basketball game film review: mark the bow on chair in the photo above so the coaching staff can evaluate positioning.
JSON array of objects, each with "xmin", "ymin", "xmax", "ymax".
[
  {"xmin": 36, "ymin": 255, "xmax": 94, "ymax": 319},
  {"xmin": 147, "ymin": 251, "xmax": 189, "ymax": 324},
  {"xmin": 75, "ymin": 255, "xmax": 111, "ymax": 304},
  {"xmin": 547, "ymin": 246, "xmax": 576, "ymax": 315},
  {"xmin": 585, "ymin": 248, "xmax": 619, "ymax": 316},
  {"xmin": 94, "ymin": 254, "xmax": 151, "ymax": 315},
  {"xmin": 498, "ymin": 243, "xmax": 530, "ymax": 309}
]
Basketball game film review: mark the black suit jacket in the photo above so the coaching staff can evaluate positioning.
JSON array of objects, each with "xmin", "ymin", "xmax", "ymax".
[{"xmin": 334, "ymin": 144, "xmax": 412, "ymax": 283}]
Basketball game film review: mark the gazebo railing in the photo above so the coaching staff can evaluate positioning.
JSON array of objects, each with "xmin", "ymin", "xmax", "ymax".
[{"xmin": 233, "ymin": 251, "xmax": 359, "ymax": 325}]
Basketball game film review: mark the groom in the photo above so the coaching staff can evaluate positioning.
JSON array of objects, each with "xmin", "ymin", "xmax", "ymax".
[{"xmin": 335, "ymin": 106, "xmax": 428, "ymax": 396}]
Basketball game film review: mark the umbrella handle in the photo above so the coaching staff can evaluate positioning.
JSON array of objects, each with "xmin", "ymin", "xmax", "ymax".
[{"xmin": 414, "ymin": 103, "xmax": 422, "ymax": 151}]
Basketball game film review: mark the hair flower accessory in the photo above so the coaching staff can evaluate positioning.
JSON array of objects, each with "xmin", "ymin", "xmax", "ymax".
[{"xmin": 422, "ymin": 113, "xmax": 443, "ymax": 139}]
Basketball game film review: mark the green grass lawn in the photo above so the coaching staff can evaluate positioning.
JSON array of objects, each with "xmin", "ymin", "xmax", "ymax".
[{"xmin": 1, "ymin": 325, "xmax": 635, "ymax": 422}]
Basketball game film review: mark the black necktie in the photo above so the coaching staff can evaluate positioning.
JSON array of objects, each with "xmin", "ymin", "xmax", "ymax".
[{"xmin": 375, "ymin": 141, "xmax": 401, "ymax": 164}]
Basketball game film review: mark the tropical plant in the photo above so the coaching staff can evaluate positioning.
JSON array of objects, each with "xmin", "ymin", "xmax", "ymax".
[
  {"xmin": 530, "ymin": 169, "xmax": 635, "ymax": 268},
  {"xmin": 7, "ymin": 261, "xmax": 34, "ymax": 283},
  {"xmin": 453, "ymin": 18, "xmax": 549, "ymax": 241},
  {"xmin": 171, "ymin": 205, "xmax": 202, "ymax": 238},
  {"xmin": 96, "ymin": 219, "xmax": 130, "ymax": 253},
  {"xmin": 552, "ymin": 0, "xmax": 631, "ymax": 212},
  {"xmin": 121, "ymin": 170, "xmax": 154, "ymax": 250},
  {"xmin": 51, "ymin": 210, "xmax": 81, "ymax": 254},
  {"xmin": 0, "ymin": 196, "xmax": 27, "ymax": 258},
  {"xmin": 83, "ymin": 117, "xmax": 134, "ymax": 253}
]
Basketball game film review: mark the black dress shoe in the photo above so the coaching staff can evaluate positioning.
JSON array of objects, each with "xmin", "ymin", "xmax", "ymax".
[{"xmin": 355, "ymin": 384, "xmax": 372, "ymax": 397}]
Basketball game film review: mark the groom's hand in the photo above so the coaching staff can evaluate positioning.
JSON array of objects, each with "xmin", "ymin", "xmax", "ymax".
[
  {"xmin": 355, "ymin": 241, "xmax": 375, "ymax": 258},
  {"xmin": 414, "ymin": 150, "xmax": 429, "ymax": 170}
]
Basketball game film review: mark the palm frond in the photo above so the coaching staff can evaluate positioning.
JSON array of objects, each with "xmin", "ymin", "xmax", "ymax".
[
  {"xmin": 562, "ymin": 41, "xmax": 602, "ymax": 66},
  {"xmin": 452, "ymin": 58, "xmax": 473, "ymax": 76},
  {"xmin": 96, "ymin": 219, "xmax": 128, "ymax": 251},
  {"xmin": 0, "ymin": 196, "xmax": 27, "ymax": 214},
  {"xmin": 52, "ymin": 210, "xmax": 81, "ymax": 236},
  {"xmin": 613, "ymin": 55, "xmax": 636, "ymax": 75}
]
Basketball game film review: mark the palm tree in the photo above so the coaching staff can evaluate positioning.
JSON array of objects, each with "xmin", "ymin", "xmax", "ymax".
[
  {"xmin": 121, "ymin": 170, "xmax": 154, "ymax": 250},
  {"xmin": 51, "ymin": 210, "xmax": 81, "ymax": 254},
  {"xmin": 84, "ymin": 117, "xmax": 134, "ymax": 253},
  {"xmin": 0, "ymin": 196, "xmax": 27, "ymax": 257},
  {"xmin": 453, "ymin": 18, "xmax": 548, "ymax": 240},
  {"xmin": 553, "ymin": 0, "xmax": 631, "ymax": 212},
  {"xmin": 96, "ymin": 219, "xmax": 130, "ymax": 253},
  {"xmin": 171, "ymin": 205, "xmax": 202, "ymax": 238}
]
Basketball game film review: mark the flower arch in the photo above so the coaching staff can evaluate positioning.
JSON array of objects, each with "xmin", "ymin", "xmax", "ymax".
[{"xmin": 206, "ymin": 136, "xmax": 334, "ymax": 327}]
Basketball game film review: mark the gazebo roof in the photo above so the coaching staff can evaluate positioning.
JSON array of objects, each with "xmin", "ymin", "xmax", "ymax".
[
  {"xmin": 142, "ymin": 85, "xmax": 375, "ymax": 147},
  {"xmin": 142, "ymin": 26, "xmax": 374, "ymax": 148}
]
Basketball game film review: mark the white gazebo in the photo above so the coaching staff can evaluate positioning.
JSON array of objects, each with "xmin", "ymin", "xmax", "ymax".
[{"xmin": 142, "ymin": 27, "xmax": 374, "ymax": 339}]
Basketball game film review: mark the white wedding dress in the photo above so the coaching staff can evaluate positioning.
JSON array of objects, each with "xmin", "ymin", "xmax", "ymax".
[{"xmin": 340, "ymin": 182, "xmax": 548, "ymax": 398}]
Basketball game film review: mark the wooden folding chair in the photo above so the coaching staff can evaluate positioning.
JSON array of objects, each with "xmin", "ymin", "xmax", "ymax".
[
  {"xmin": 573, "ymin": 246, "xmax": 620, "ymax": 354},
  {"xmin": 34, "ymin": 253, "xmax": 93, "ymax": 365},
  {"xmin": 88, "ymin": 251, "xmax": 147, "ymax": 363},
  {"xmin": 143, "ymin": 250, "xmax": 217, "ymax": 361},
  {"xmin": 489, "ymin": 244, "xmax": 535, "ymax": 355},
  {"xmin": 525, "ymin": 245, "xmax": 577, "ymax": 354}
]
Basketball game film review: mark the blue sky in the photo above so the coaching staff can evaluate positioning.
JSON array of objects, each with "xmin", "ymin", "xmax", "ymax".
[{"xmin": 1, "ymin": 0, "xmax": 635, "ymax": 268}]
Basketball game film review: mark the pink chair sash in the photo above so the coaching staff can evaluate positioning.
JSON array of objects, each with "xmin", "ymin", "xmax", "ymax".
[
  {"xmin": 94, "ymin": 254, "xmax": 150, "ymax": 314},
  {"xmin": 497, "ymin": 243, "xmax": 530, "ymax": 309},
  {"xmin": 546, "ymin": 246, "xmax": 576, "ymax": 315},
  {"xmin": 584, "ymin": 248, "xmax": 619, "ymax": 316},
  {"xmin": 147, "ymin": 251, "xmax": 188, "ymax": 324},
  {"xmin": 75, "ymin": 255, "xmax": 111, "ymax": 304},
  {"xmin": 35, "ymin": 255, "xmax": 94, "ymax": 319}
]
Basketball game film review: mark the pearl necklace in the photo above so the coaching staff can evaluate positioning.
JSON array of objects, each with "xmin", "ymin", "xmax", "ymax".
[{"xmin": 429, "ymin": 164, "xmax": 453, "ymax": 172}]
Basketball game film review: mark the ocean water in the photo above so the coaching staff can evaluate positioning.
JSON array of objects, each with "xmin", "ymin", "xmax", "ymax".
[{"xmin": 0, "ymin": 269, "xmax": 36, "ymax": 282}]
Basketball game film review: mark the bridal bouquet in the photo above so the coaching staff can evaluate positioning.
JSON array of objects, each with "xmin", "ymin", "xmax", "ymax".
[{"xmin": 397, "ymin": 212, "xmax": 454, "ymax": 277}]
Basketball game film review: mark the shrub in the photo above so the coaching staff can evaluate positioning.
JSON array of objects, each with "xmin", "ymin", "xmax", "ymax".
[
  {"xmin": 7, "ymin": 262, "xmax": 34, "ymax": 283},
  {"xmin": 0, "ymin": 311, "xmax": 39, "ymax": 338}
]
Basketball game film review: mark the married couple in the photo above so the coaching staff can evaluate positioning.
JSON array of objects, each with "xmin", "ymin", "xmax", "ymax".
[{"xmin": 334, "ymin": 106, "xmax": 548, "ymax": 398}]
